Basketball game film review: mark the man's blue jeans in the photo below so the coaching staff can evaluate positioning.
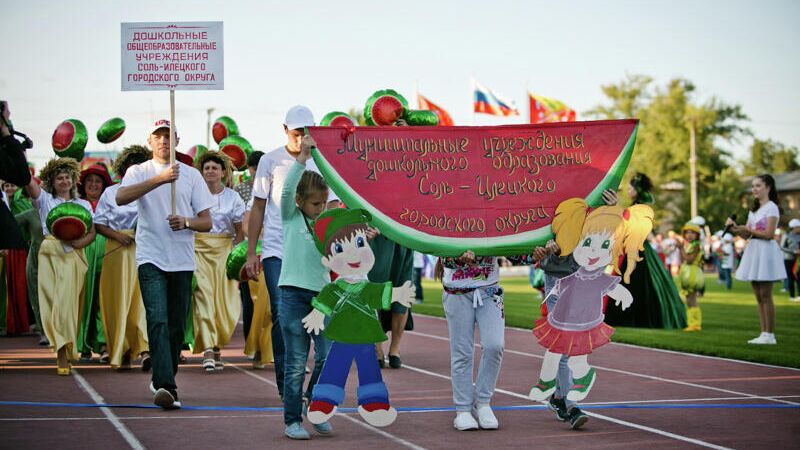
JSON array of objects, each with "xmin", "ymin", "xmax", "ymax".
[
  {"xmin": 137, "ymin": 263, "xmax": 192, "ymax": 393},
  {"xmin": 280, "ymin": 285, "xmax": 330, "ymax": 425},
  {"xmin": 261, "ymin": 257, "xmax": 285, "ymax": 396}
]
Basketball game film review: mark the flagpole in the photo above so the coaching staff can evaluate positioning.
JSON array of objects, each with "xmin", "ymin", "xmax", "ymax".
[{"xmin": 470, "ymin": 76, "xmax": 475, "ymax": 126}]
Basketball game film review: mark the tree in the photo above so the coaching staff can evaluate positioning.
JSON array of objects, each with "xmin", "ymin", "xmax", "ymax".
[
  {"xmin": 586, "ymin": 75, "xmax": 750, "ymax": 229},
  {"xmin": 742, "ymin": 138, "xmax": 800, "ymax": 175}
]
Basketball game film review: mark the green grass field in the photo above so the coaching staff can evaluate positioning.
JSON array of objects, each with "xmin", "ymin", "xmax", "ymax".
[{"xmin": 413, "ymin": 274, "xmax": 800, "ymax": 368}]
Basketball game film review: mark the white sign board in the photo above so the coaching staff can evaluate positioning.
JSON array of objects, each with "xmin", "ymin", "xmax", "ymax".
[{"xmin": 121, "ymin": 21, "xmax": 224, "ymax": 91}]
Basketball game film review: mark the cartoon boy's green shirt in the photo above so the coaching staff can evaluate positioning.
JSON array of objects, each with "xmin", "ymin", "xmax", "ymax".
[{"xmin": 311, "ymin": 279, "xmax": 392, "ymax": 344}]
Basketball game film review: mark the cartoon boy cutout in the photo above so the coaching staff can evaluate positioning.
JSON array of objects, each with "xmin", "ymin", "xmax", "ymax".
[{"xmin": 303, "ymin": 208, "xmax": 415, "ymax": 428}]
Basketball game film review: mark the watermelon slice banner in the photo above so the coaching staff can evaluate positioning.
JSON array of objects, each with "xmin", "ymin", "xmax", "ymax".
[{"xmin": 308, "ymin": 119, "xmax": 639, "ymax": 257}]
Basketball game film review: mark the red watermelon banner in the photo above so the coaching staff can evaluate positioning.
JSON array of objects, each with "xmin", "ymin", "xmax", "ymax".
[{"xmin": 308, "ymin": 119, "xmax": 638, "ymax": 256}]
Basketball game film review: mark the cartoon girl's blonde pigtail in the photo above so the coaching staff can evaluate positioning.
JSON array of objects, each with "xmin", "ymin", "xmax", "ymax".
[
  {"xmin": 620, "ymin": 204, "xmax": 655, "ymax": 283},
  {"xmin": 552, "ymin": 198, "xmax": 590, "ymax": 256}
]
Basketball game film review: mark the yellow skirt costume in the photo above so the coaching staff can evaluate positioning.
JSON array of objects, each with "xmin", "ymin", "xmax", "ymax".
[
  {"xmin": 245, "ymin": 272, "xmax": 274, "ymax": 365},
  {"xmin": 99, "ymin": 230, "xmax": 149, "ymax": 367},
  {"xmin": 38, "ymin": 236, "xmax": 87, "ymax": 360},
  {"xmin": 192, "ymin": 233, "xmax": 241, "ymax": 352}
]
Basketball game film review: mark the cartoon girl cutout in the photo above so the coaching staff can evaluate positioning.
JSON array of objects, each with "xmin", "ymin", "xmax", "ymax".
[{"xmin": 529, "ymin": 199, "xmax": 654, "ymax": 402}]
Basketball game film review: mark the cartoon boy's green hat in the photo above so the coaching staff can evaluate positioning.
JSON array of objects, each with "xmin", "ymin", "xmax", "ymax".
[{"xmin": 312, "ymin": 208, "xmax": 372, "ymax": 255}]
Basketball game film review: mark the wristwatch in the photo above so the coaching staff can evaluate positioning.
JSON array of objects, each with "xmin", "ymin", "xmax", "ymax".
[{"xmin": 184, "ymin": 217, "xmax": 190, "ymax": 230}]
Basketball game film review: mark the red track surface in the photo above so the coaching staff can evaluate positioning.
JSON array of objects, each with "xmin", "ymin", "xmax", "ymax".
[{"xmin": 1, "ymin": 314, "xmax": 798, "ymax": 449}]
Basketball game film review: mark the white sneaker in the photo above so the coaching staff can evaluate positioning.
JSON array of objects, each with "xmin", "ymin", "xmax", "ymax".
[
  {"xmin": 789, "ymin": 297, "xmax": 800, "ymax": 302},
  {"xmin": 472, "ymin": 404, "xmax": 498, "ymax": 430},
  {"xmin": 453, "ymin": 411, "xmax": 479, "ymax": 431},
  {"xmin": 748, "ymin": 334, "xmax": 777, "ymax": 345}
]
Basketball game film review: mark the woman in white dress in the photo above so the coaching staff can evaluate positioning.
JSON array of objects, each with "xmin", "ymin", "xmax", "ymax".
[
  {"xmin": 727, "ymin": 174, "xmax": 786, "ymax": 345},
  {"xmin": 24, "ymin": 158, "xmax": 96, "ymax": 374},
  {"xmin": 192, "ymin": 152, "xmax": 245, "ymax": 371}
]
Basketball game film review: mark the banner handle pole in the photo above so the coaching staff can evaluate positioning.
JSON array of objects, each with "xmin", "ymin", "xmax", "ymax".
[{"xmin": 169, "ymin": 89, "xmax": 176, "ymax": 215}]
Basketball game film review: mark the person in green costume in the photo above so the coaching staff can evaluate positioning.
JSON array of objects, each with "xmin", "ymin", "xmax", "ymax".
[
  {"xmin": 77, "ymin": 164, "xmax": 113, "ymax": 362},
  {"xmin": 304, "ymin": 207, "xmax": 415, "ymax": 428},
  {"xmin": 603, "ymin": 173, "xmax": 687, "ymax": 329}
]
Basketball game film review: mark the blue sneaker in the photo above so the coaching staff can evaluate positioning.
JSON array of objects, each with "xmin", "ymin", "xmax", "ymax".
[
  {"xmin": 284, "ymin": 422, "xmax": 310, "ymax": 440},
  {"xmin": 312, "ymin": 421, "xmax": 332, "ymax": 435}
]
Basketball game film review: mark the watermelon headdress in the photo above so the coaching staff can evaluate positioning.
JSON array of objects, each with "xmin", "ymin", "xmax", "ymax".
[
  {"xmin": 320, "ymin": 111, "xmax": 356, "ymax": 128},
  {"xmin": 52, "ymin": 119, "xmax": 88, "ymax": 160},
  {"xmin": 187, "ymin": 144, "xmax": 209, "ymax": 162}
]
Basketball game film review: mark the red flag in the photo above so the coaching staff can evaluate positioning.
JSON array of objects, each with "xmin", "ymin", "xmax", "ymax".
[
  {"xmin": 529, "ymin": 92, "xmax": 576, "ymax": 124},
  {"xmin": 417, "ymin": 93, "xmax": 455, "ymax": 126}
]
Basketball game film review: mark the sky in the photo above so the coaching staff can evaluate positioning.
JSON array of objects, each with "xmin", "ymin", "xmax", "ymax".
[{"xmin": 2, "ymin": 0, "xmax": 798, "ymax": 170}]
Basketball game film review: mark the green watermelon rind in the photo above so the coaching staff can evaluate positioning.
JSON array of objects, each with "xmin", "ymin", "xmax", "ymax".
[
  {"xmin": 320, "ymin": 111, "xmax": 355, "ymax": 127},
  {"xmin": 226, "ymin": 240, "xmax": 262, "ymax": 281},
  {"xmin": 96, "ymin": 117, "xmax": 126, "ymax": 144},
  {"xmin": 45, "ymin": 203, "xmax": 93, "ymax": 241},
  {"xmin": 213, "ymin": 116, "xmax": 239, "ymax": 144},
  {"xmin": 363, "ymin": 89, "xmax": 408, "ymax": 126},
  {"xmin": 311, "ymin": 122, "xmax": 638, "ymax": 257},
  {"xmin": 219, "ymin": 135, "xmax": 253, "ymax": 170},
  {"xmin": 404, "ymin": 110, "xmax": 440, "ymax": 126},
  {"xmin": 52, "ymin": 119, "xmax": 88, "ymax": 160}
]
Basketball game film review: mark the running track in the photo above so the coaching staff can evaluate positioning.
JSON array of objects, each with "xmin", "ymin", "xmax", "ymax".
[{"xmin": 1, "ymin": 314, "xmax": 798, "ymax": 449}]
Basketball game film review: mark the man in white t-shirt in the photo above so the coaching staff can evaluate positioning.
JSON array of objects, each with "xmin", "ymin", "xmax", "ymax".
[
  {"xmin": 117, "ymin": 119, "xmax": 215, "ymax": 410},
  {"xmin": 244, "ymin": 105, "xmax": 322, "ymax": 398}
]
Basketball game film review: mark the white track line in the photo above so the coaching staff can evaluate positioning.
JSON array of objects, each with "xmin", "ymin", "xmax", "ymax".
[
  {"xmin": 401, "ymin": 364, "xmax": 733, "ymax": 450},
  {"xmin": 416, "ymin": 314, "xmax": 800, "ymax": 371},
  {"xmin": 407, "ymin": 330, "xmax": 800, "ymax": 406},
  {"xmin": 230, "ymin": 364, "xmax": 428, "ymax": 450},
  {"xmin": 72, "ymin": 370, "xmax": 145, "ymax": 450},
  {"xmin": 337, "ymin": 414, "xmax": 428, "ymax": 450}
]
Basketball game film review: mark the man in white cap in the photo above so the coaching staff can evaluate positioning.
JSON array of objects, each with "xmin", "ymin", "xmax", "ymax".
[
  {"xmin": 117, "ymin": 119, "xmax": 215, "ymax": 409},
  {"xmin": 245, "ymin": 105, "xmax": 335, "ymax": 438},
  {"xmin": 781, "ymin": 218, "xmax": 800, "ymax": 301}
]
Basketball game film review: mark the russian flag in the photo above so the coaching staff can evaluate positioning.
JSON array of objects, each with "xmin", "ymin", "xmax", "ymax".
[{"xmin": 473, "ymin": 79, "xmax": 519, "ymax": 116}]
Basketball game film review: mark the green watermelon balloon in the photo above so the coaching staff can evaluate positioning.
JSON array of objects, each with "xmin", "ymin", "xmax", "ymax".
[
  {"xmin": 404, "ymin": 110, "xmax": 439, "ymax": 126},
  {"xmin": 219, "ymin": 135, "xmax": 253, "ymax": 170},
  {"xmin": 187, "ymin": 144, "xmax": 208, "ymax": 162},
  {"xmin": 226, "ymin": 239, "xmax": 262, "ymax": 281},
  {"xmin": 364, "ymin": 89, "xmax": 408, "ymax": 126},
  {"xmin": 52, "ymin": 119, "xmax": 88, "ymax": 160},
  {"xmin": 320, "ymin": 111, "xmax": 356, "ymax": 128},
  {"xmin": 46, "ymin": 202, "xmax": 93, "ymax": 242},
  {"xmin": 212, "ymin": 116, "xmax": 239, "ymax": 144},
  {"xmin": 96, "ymin": 117, "xmax": 126, "ymax": 144}
]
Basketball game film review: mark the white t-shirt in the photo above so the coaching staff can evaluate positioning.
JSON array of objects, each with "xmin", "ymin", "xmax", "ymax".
[
  {"xmin": 209, "ymin": 187, "xmax": 245, "ymax": 235},
  {"xmin": 121, "ymin": 160, "xmax": 215, "ymax": 271},
  {"xmin": 746, "ymin": 201, "xmax": 779, "ymax": 233},
  {"xmin": 720, "ymin": 242, "xmax": 735, "ymax": 269},
  {"xmin": 32, "ymin": 190, "xmax": 93, "ymax": 236},
  {"xmin": 94, "ymin": 184, "xmax": 138, "ymax": 230},
  {"xmin": 251, "ymin": 146, "xmax": 322, "ymax": 260}
]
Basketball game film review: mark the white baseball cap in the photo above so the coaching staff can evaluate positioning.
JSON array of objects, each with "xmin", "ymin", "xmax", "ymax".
[
  {"xmin": 149, "ymin": 119, "xmax": 178, "ymax": 138},
  {"xmin": 284, "ymin": 105, "xmax": 315, "ymax": 130},
  {"xmin": 789, "ymin": 219, "xmax": 800, "ymax": 229}
]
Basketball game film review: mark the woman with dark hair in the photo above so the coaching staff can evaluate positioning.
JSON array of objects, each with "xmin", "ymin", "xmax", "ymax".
[
  {"xmin": 727, "ymin": 174, "xmax": 786, "ymax": 345},
  {"xmin": 24, "ymin": 157, "xmax": 96, "ymax": 375},
  {"xmin": 604, "ymin": 173, "xmax": 687, "ymax": 329},
  {"xmin": 77, "ymin": 163, "xmax": 114, "ymax": 363}
]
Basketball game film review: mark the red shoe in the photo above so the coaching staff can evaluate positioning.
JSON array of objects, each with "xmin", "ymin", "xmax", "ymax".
[{"xmin": 307, "ymin": 400, "xmax": 337, "ymax": 424}]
